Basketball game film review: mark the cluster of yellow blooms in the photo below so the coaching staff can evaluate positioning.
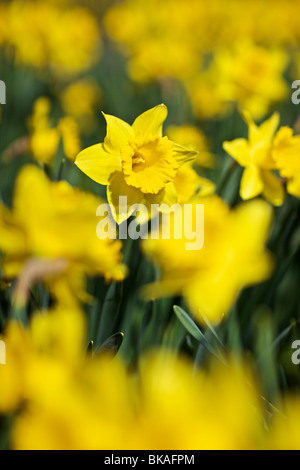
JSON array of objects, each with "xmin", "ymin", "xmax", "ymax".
[
  {"xmin": 1, "ymin": 94, "xmax": 300, "ymax": 448},
  {"xmin": 0, "ymin": 96, "xmax": 299, "ymax": 448},
  {"xmin": 187, "ymin": 43, "xmax": 288, "ymax": 119},
  {"xmin": 29, "ymin": 97, "xmax": 81, "ymax": 164},
  {"xmin": 105, "ymin": 0, "xmax": 300, "ymax": 118},
  {"xmin": 76, "ymin": 105, "xmax": 273, "ymax": 325},
  {"xmin": 0, "ymin": 307, "xmax": 299, "ymax": 450},
  {"xmin": 59, "ymin": 79, "xmax": 103, "ymax": 135},
  {"xmin": 0, "ymin": 166, "xmax": 126, "ymax": 308},
  {"xmin": 0, "ymin": 0, "xmax": 100, "ymax": 77},
  {"xmin": 224, "ymin": 111, "xmax": 300, "ymax": 204}
]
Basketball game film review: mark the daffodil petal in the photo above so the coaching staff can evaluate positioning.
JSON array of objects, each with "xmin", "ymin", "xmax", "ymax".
[
  {"xmin": 261, "ymin": 170, "xmax": 285, "ymax": 206},
  {"xmin": 161, "ymin": 182, "xmax": 178, "ymax": 207},
  {"xmin": 186, "ymin": 278, "xmax": 239, "ymax": 325},
  {"xmin": 107, "ymin": 172, "xmax": 144, "ymax": 224},
  {"xmin": 287, "ymin": 176, "xmax": 300, "ymax": 198},
  {"xmin": 258, "ymin": 113, "xmax": 280, "ymax": 144},
  {"xmin": 223, "ymin": 139, "xmax": 250, "ymax": 167},
  {"xmin": 173, "ymin": 143, "xmax": 198, "ymax": 166},
  {"xmin": 132, "ymin": 104, "xmax": 168, "ymax": 138},
  {"xmin": 197, "ymin": 177, "xmax": 216, "ymax": 197},
  {"xmin": 240, "ymin": 166, "xmax": 264, "ymax": 200},
  {"xmin": 244, "ymin": 110, "xmax": 280, "ymax": 147},
  {"xmin": 102, "ymin": 113, "xmax": 134, "ymax": 154},
  {"xmin": 14, "ymin": 165, "xmax": 52, "ymax": 222},
  {"xmin": 75, "ymin": 144, "xmax": 122, "ymax": 185},
  {"xmin": 233, "ymin": 199, "xmax": 274, "ymax": 253}
]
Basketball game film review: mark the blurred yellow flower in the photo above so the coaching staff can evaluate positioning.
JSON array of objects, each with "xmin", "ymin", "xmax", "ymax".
[
  {"xmin": 29, "ymin": 97, "xmax": 60, "ymax": 164},
  {"xmin": 136, "ymin": 352, "xmax": 265, "ymax": 450},
  {"xmin": 75, "ymin": 105, "xmax": 198, "ymax": 223},
  {"xmin": 1, "ymin": 0, "xmax": 100, "ymax": 78},
  {"xmin": 58, "ymin": 117, "xmax": 81, "ymax": 162},
  {"xmin": 188, "ymin": 44, "xmax": 288, "ymax": 120},
  {"xmin": 266, "ymin": 397, "xmax": 300, "ymax": 450},
  {"xmin": 105, "ymin": 0, "xmax": 299, "ymax": 92},
  {"xmin": 105, "ymin": 0, "xmax": 201, "ymax": 83},
  {"xmin": 29, "ymin": 97, "xmax": 81, "ymax": 164},
  {"xmin": 0, "ymin": 308, "xmax": 266, "ymax": 450},
  {"xmin": 0, "ymin": 306, "xmax": 137, "ymax": 450},
  {"xmin": 60, "ymin": 79, "xmax": 102, "ymax": 134},
  {"xmin": 173, "ymin": 165, "xmax": 215, "ymax": 204},
  {"xmin": 272, "ymin": 127, "xmax": 300, "ymax": 198},
  {"xmin": 143, "ymin": 196, "xmax": 274, "ymax": 324},
  {"xmin": 166, "ymin": 125, "xmax": 216, "ymax": 168},
  {"xmin": 0, "ymin": 166, "xmax": 126, "ymax": 307},
  {"xmin": 223, "ymin": 112, "xmax": 285, "ymax": 206}
]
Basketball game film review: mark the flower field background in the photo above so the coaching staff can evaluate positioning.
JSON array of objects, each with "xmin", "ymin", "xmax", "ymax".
[{"xmin": 0, "ymin": 0, "xmax": 300, "ymax": 450}]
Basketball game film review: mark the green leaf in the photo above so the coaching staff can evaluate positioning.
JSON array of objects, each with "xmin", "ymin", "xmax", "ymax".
[
  {"xmin": 173, "ymin": 306, "xmax": 225, "ymax": 362},
  {"xmin": 173, "ymin": 305, "xmax": 205, "ymax": 342},
  {"xmin": 96, "ymin": 282, "xmax": 123, "ymax": 345}
]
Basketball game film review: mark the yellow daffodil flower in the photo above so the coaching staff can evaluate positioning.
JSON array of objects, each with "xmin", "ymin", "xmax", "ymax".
[
  {"xmin": 75, "ymin": 105, "xmax": 198, "ymax": 224},
  {"xmin": 0, "ymin": 166, "xmax": 126, "ymax": 307},
  {"xmin": 143, "ymin": 195, "xmax": 274, "ymax": 324},
  {"xmin": 223, "ymin": 112, "xmax": 285, "ymax": 206}
]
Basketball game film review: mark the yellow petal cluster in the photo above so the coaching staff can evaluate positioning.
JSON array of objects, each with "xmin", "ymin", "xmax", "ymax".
[
  {"xmin": 0, "ymin": 166, "xmax": 126, "ymax": 307},
  {"xmin": 0, "ymin": 0, "xmax": 100, "ymax": 77},
  {"xmin": 0, "ymin": 307, "xmax": 266, "ymax": 450},
  {"xmin": 143, "ymin": 196, "xmax": 274, "ymax": 324},
  {"xmin": 224, "ymin": 112, "xmax": 285, "ymax": 205},
  {"xmin": 188, "ymin": 44, "xmax": 288, "ymax": 120},
  {"xmin": 29, "ymin": 97, "xmax": 81, "ymax": 164}
]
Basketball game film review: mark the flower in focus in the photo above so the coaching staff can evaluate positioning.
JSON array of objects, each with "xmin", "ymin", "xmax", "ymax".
[
  {"xmin": 223, "ymin": 112, "xmax": 285, "ymax": 206},
  {"xmin": 0, "ymin": 165, "xmax": 126, "ymax": 307},
  {"xmin": 143, "ymin": 196, "xmax": 274, "ymax": 324},
  {"xmin": 272, "ymin": 127, "xmax": 300, "ymax": 198},
  {"xmin": 29, "ymin": 97, "xmax": 81, "ymax": 164},
  {"xmin": 75, "ymin": 104, "xmax": 198, "ymax": 223}
]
